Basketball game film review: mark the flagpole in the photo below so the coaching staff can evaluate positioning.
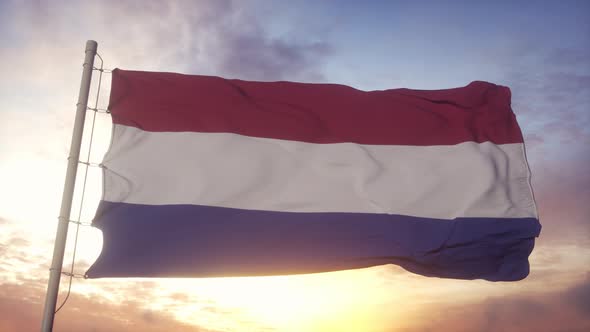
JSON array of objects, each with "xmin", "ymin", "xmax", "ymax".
[{"xmin": 40, "ymin": 40, "xmax": 98, "ymax": 332}]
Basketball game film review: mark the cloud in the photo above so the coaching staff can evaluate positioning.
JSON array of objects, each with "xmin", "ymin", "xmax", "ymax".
[
  {"xmin": 504, "ymin": 46, "xmax": 590, "ymax": 141},
  {"xmin": 564, "ymin": 274, "xmax": 590, "ymax": 315},
  {"xmin": 497, "ymin": 41, "xmax": 590, "ymax": 132},
  {"xmin": 523, "ymin": 133, "xmax": 544, "ymax": 149},
  {"xmin": 0, "ymin": 0, "xmax": 333, "ymax": 82},
  {"xmin": 1, "ymin": 234, "xmax": 36, "ymax": 266},
  {"xmin": 102, "ymin": 0, "xmax": 335, "ymax": 81},
  {"xmin": 544, "ymin": 72, "xmax": 590, "ymax": 93},
  {"xmin": 531, "ymin": 158, "xmax": 590, "ymax": 244},
  {"xmin": 6, "ymin": 236, "xmax": 29, "ymax": 247},
  {"xmin": 215, "ymin": 31, "xmax": 332, "ymax": 81},
  {"xmin": 544, "ymin": 48, "xmax": 590, "ymax": 68},
  {"xmin": 169, "ymin": 292, "xmax": 190, "ymax": 302},
  {"xmin": 401, "ymin": 276, "xmax": 590, "ymax": 332},
  {"xmin": 0, "ymin": 281, "xmax": 216, "ymax": 332}
]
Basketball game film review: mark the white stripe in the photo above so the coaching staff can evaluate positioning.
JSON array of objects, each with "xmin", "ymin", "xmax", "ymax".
[{"xmin": 102, "ymin": 124, "xmax": 537, "ymax": 219}]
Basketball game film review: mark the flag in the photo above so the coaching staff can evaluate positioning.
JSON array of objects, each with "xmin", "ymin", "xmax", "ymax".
[{"xmin": 86, "ymin": 69, "xmax": 540, "ymax": 281}]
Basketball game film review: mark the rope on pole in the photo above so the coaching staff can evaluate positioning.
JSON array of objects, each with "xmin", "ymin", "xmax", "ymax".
[{"xmin": 54, "ymin": 54, "xmax": 109, "ymax": 314}]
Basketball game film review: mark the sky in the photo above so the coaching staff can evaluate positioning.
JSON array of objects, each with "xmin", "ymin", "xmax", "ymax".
[{"xmin": 0, "ymin": 0, "xmax": 589, "ymax": 331}]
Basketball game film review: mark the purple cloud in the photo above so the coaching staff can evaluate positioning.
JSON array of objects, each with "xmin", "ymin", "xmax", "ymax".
[
  {"xmin": 400, "ymin": 276, "xmax": 590, "ymax": 332},
  {"xmin": 565, "ymin": 274, "xmax": 590, "ymax": 315},
  {"xmin": 216, "ymin": 32, "xmax": 332, "ymax": 81},
  {"xmin": 544, "ymin": 48, "xmax": 590, "ymax": 68}
]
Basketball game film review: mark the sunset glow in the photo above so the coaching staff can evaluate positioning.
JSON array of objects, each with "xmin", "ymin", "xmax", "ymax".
[{"xmin": 1, "ymin": 1, "xmax": 589, "ymax": 331}]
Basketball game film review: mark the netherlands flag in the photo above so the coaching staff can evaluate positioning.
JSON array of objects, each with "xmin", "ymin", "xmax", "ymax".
[{"xmin": 86, "ymin": 69, "xmax": 541, "ymax": 281}]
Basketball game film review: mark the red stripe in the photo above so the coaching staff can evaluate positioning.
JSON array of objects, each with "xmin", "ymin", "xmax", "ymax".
[{"xmin": 108, "ymin": 69, "xmax": 524, "ymax": 145}]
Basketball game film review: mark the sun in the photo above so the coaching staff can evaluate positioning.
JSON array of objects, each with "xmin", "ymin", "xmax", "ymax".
[{"xmin": 139, "ymin": 267, "xmax": 410, "ymax": 332}]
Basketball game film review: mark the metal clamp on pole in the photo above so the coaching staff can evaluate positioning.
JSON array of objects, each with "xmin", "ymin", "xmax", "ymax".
[{"xmin": 40, "ymin": 40, "xmax": 98, "ymax": 332}]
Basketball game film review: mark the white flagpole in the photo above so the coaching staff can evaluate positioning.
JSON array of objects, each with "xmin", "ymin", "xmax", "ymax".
[{"xmin": 40, "ymin": 40, "xmax": 98, "ymax": 332}]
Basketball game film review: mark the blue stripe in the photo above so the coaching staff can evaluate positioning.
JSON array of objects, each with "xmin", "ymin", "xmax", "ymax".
[{"xmin": 86, "ymin": 201, "xmax": 541, "ymax": 281}]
